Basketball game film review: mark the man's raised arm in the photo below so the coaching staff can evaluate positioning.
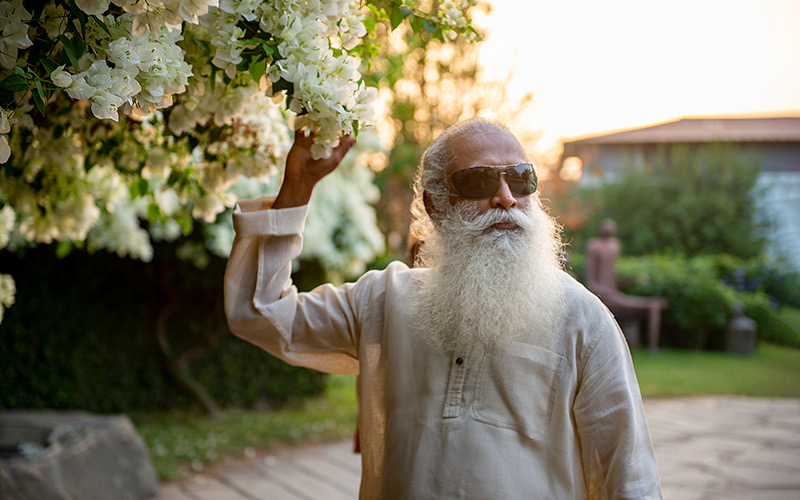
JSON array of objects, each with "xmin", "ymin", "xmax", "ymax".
[{"xmin": 223, "ymin": 130, "xmax": 360, "ymax": 374}]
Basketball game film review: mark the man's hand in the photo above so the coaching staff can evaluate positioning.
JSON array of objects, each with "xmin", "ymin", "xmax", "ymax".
[{"xmin": 272, "ymin": 130, "xmax": 357, "ymax": 209}]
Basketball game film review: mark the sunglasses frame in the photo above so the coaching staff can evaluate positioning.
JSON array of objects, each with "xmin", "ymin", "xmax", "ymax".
[{"xmin": 447, "ymin": 162, "xmax": 538, "ymax": 199}]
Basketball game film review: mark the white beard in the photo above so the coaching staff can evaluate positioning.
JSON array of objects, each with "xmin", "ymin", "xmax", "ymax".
[{"xmin": 414, "ymin": 200, "xmax": 567, "ymax": 353}]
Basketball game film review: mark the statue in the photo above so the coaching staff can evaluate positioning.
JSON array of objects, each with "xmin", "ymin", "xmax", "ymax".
[{"xmin": 585, "ymin": 219, "xmax": 667, "ymax": 352}]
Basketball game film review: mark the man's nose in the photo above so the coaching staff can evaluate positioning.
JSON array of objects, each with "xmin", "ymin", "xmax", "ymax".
[{"xmin": 490, "ymin": 175, "xmax": 517, "ymax": 210}]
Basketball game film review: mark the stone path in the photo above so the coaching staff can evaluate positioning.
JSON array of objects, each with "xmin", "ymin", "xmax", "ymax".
[{"xmin": 154, "ymin": 397, "xmax": 800, "ymax": 500}]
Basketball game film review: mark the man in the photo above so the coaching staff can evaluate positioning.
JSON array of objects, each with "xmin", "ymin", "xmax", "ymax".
[
  {"xmin": 224, "ymin": 118, "xmax": 662, "ymax": 499},
  {"xmin": 585, "ymin": 218, "xmax": 668, "ymax": 353}
]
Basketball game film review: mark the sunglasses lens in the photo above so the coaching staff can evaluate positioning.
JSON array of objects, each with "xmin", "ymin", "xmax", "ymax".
[
  {"xmin": 450, "ymin": 167, "xmax": 499, "ymax": 198},
  {"xmin": 449, "ymin": 164, "xmax": 538, "ymax": 199},
  {"xmin": 505, "ymin": 163, "xmax": 537, "ymax": 195}
]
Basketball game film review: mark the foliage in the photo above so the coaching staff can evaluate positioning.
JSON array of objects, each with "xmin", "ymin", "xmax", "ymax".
[
  {"xmin": 631, "ymin": 343, "xmax": 800, "ymax": 398},
  {"xmin": 133, "ymin": 374, "xmax": 358, "ymax": 480},
  {"xmin": 0, "ymin": 245, "xmax": 327, "ymax": 412},
  {"xmin": 568, "ymin": 142, "xmax": 766, "ymax": 258},
  {"xmin": 612, "ymin": 254, "xmax": 800, "ymax": 350},
  {"xmin": 0, "ymin": 0, "xmax": 481, "ymax": 321}
]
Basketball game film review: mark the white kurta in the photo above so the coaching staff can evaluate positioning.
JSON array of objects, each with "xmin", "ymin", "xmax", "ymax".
[{"xmin": 224, "ymin": 199, "xmax": 662, "ymax": 499}]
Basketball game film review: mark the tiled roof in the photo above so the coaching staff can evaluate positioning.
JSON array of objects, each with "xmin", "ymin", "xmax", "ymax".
[{"xmin": 563, "ymin": 117, "xmax": 800, "ymax": 145}]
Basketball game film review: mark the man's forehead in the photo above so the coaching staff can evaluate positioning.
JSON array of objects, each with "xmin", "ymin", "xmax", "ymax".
[{"xmin": 449, "ymin": 129, "xmax": 527, "ymax": 171}]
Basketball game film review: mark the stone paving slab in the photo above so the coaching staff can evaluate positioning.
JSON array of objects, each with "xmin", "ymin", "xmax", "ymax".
[{"xmin": 153, "ymin": 397, "xmax": 800, "ymax": 500}]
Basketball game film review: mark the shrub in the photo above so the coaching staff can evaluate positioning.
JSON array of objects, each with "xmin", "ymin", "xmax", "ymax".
[
  {"xmin": 0, "ymin": 246, "xmax": 326, "ymax": 413},
  {"xmin": 566, "ymin": 142, "xmax": 766, "ymax": 259},
  {"xmin": 613, "ymin": 254, "xmax": 797, "ymax": 350}
]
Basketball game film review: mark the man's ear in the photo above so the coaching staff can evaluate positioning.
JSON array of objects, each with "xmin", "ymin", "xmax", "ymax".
[{"xmin": 423, "ymin": 191, "xmax": 436, "ymax": 219}]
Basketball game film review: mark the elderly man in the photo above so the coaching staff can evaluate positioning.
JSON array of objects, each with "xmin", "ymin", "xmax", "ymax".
[{"xmin": 224, "ymin": 118, "xmax": 662, "ymax": 499}]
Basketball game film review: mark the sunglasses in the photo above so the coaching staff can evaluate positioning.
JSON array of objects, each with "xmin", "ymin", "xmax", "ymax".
[{"xmin": 448, "ymin": 163, "xmax": 538, "ymax": 199}]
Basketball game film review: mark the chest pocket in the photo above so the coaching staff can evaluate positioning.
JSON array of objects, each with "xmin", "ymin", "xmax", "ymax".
[{"xmin": 472, "ymin": 341, "xmax": 566, "ymax": 440}]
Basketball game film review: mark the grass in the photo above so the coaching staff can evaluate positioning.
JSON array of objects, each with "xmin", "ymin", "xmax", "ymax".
[
  {"xmin": 131, "ymin": 374, "xmax": 358, "ymax": 481},
  {"xmin": 632, "ymin": 342, "xmax": 800, "ymax": 398},
  {"xmin": 780, "ymin": 306, "xmax": 800, "ymax": 333},
  {"xmin": 133, "ymin": 341, "xmax": 800, "ymax": 481}
]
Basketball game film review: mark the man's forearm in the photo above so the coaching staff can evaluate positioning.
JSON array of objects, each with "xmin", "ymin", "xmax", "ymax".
[{"xmin": 270, "ymin": 173, "xmax": 317, "ymax": 209}]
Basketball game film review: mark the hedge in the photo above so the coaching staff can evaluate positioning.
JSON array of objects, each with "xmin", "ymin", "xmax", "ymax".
[
  {"xmin": 0, "ymin": 246, "xmax": 327, "ymax": 413},
  {"xmin": 614, "ymin": 254, "xmax": 800, "ymax": 350}
]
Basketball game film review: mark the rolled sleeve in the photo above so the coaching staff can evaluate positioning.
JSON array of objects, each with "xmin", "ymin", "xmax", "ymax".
[{"xmin": 232, "ymin": 197, "xmax": 309, "ymax": 237}]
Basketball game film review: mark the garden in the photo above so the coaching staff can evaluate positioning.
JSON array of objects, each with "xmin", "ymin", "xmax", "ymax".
[{"xmin": 0, "ymin": 0, "xmax": 798, "ymax": 484}]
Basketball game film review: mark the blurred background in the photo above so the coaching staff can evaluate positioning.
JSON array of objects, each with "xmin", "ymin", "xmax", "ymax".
[{"xmin": 1, "ymin": 0, "xmax": 799, "ymax": 482}]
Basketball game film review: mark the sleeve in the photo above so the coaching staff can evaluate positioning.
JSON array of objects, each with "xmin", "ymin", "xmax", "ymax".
[
  {"xmin": 223, "ymin": 198, "xmax": 361, "ymax": 375},
  {"xmin": 573, "ymin": 307, "xmax": 663, "ymax": 500}
]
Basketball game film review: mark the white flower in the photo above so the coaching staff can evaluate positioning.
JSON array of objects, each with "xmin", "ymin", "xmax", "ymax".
[
  {"xmin": 64, "ymin": 76, "xmax": 96, "ymax": 100},
  {"xmin": 0, "ymin": 205, "xmax": 15, "ymax": 248},
  {"xmin": 0, "ymin": 107, "xmax": 10, "ymax": 134},
  {"xmin": 50, "ymin": 65, "xmax": 73, "ymax": 88},
  {"xmin": 91, "ymin": 91, "xmax": 122, "ymax": 120},
  {"xmin": 85, "ymin": 60, "xmax": 114, "ymax": 90},
  {"xmin": 0, "ymin": 135, "xmax": 9, "ymax": 163},
  {"xmin": 76, "ymin": 0, "xmax": 111, "ymax": 16},
  {"xmin": 107, "ymin": 37, "xmax": 141, "ymax": 68}
]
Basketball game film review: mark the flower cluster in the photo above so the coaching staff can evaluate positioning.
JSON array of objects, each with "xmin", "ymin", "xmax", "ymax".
[
  {"xmin": 436, "ymin": 0, "xmax": 478, "ymax": 41},
  {"xmin": 0, "ymin": 0, "xmax": 479, "ymax": 324},
  {"xmin": 0, "ymin": 0, "xmax": 32, "ymax": 69},
  {"xmin": 51, "ymin": 13, "xmax": 193, "ymax": 120}
]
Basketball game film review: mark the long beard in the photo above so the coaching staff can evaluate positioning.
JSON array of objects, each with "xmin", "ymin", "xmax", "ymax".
[{"xmin": 414, "ymin": 200, "xmax": 566, "ymax": 353}]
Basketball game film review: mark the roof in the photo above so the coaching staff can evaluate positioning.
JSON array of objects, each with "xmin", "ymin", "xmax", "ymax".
[{"xmin": 563, "ymin": 117, "xmax": 800, "ymax": 146}]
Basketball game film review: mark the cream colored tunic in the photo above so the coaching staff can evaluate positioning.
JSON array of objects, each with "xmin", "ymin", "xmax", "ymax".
[{"xmin": 224, "ymin": 200, "xmax": 662, "ymax": 499}]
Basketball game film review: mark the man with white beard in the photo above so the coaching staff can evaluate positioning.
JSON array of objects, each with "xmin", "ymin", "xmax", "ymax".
[{"xmin": 224, "ymin": 117, "xmax": 662, "ymax": 499}]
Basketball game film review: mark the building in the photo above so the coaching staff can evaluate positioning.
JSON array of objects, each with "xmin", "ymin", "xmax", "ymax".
[{"xmin": 560, "ymin": 117, "xmax": 800, "ymax": 270}]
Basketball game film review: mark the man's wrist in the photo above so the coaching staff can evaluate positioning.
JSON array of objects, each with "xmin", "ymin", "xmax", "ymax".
[{"xmin": 272, "ymin": 177, "xmax": 316, "ymax": 209}]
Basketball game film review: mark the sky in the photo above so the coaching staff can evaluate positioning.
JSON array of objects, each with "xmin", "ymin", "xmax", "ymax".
[{"xmin": 473, "ymin": 0, "xmax": 800, "ymax": 155}]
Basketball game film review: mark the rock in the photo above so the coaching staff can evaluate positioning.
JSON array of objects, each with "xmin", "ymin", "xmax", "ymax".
[{"xmin": 0, "ymin": 411, "xmax": 159, "ymax": 500}]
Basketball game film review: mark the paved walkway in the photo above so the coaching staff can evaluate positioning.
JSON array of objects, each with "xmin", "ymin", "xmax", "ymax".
[{"xmin": 154, "ymin": 397, "xmax": 800, "ymax": 500}]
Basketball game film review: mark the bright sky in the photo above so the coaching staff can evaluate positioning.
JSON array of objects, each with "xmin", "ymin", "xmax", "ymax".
[{"xmin": 474, "ymin": 0, "xmax": 800, "ymax": 155}]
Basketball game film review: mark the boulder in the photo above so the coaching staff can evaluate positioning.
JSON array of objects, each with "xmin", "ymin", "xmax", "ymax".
[{"xmin": 0, "ymin": 411, "xmax": 159, "ymax": 500}]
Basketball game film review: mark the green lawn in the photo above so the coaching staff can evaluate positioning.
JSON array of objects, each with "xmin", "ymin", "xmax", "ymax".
[
  {"xmin": 632, "ymin": 342, "xmax": 800, "ymax": 398},
  {"xmin": 134, "ymin": 342, "xmax": 800, "ymax": 480},
  {"xmin": 131, "ymin": 374, "xmax": 359, "ymax": 480}
]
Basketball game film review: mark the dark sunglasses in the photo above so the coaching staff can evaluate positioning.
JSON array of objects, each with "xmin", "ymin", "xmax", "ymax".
[{"xmin": 448, "ymin": 163, "xmax": 538, "ymax": 199}]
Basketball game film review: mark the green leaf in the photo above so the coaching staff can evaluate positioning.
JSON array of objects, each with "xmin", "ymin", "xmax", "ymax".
[
  {"xmin": 400, "ymin": 5, "xmax": 414, "ymax": 17},
  {"xmin": 423, "ymin": 18, "xmax": 439, "ymax": 34},
  {"xmin": 147, "ymin": 203, "xmax": 161, "ymax": 223},
  {"xmin": 363, "ymin": 15, "xmax": 376, "ymax": 33},
  {"xmin": 209, "ymin": 64, "xmax": 219, "ymax": 92},
  {"xmin": 92, "ymin": 16, "xmax": 112, "ymax": 36},
  {"xmin": 35, "ymin": 79, "xmax": 48, "ymax": 98},
  {"xmin": 167, "ymin": 171, "xmax": 180, "ymax": 185},
  {"xmin": 0, "ymin": 74, "xmax": 28, "ymax": 91},
  {"xmin": 129, "ymin": 179, "xmax": 149, "ymax": 200},
  {"xmin": 31, "ymin": 87, "xmax": 45, "ymax": 115},
  {"xmin": 409, "ymin": 15, "xmax": 424, "ymax": 34},
  {"xmin": 57, "ymin": 35, "xmax": 81, "ymax": 69},
  {"xmin": 56, "ymin": 241, "xmax": 72, "ymax": 259},
  {"xmin": 353, "ymin": 120, "xmax": 359, "ymax": 138},
  {"xmin": 40, "ymin": 58, "xmax": 59, "ymax": 75},
  {"xmin": 389, "ymin": 8, "xmax": 404, "ymax": 29},
  {"xmin": 249, "ymin": 57, "xmax": 266, "ymax": 83},
  {"xmin": 13, "ymin": 66, "xmax": 25, "ymax": 76},
  {"xmin": 179, "ymin": 215, "xmax": 194, "ymax": 236}
]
